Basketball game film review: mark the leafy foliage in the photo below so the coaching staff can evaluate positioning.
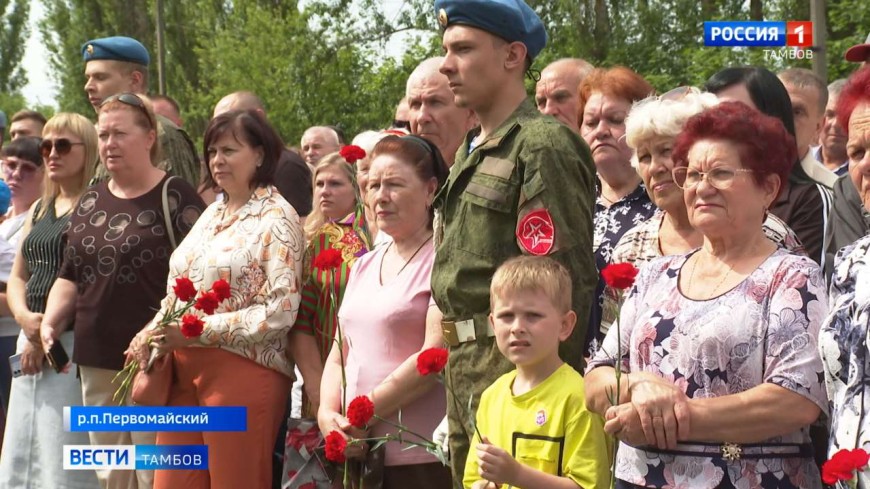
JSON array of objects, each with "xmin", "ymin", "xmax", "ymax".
[
  {"xmin": 26, "ymin": 0, "xmax": 870, "ymax": 145},
  {"xmin": 0, "ymin": 0, "xmax": 30, "ymax": 93}
]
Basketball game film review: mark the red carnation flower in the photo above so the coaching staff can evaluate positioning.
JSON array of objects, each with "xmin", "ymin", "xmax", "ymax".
[
  {"xmin": 601, "ymin": 262, "xmax": 639, "ymax": 290},
  {"xmin": 194, "ymin": 291, "xmax": 220, "ymax": 315},
  {"xmin": 339, "ymin": 145, "xmax": 366, "ymax": 165},
  {"xmin": 173, "ymin": 277, "xmax": 197, "ymax": 302},
  {"xmin": 313, "ymin": 248, "xmax": 343, "ymax": 271},
  {"xmin": 180, "ymin": 314, "xmax": 205, "ymax": 338},
  {"xmin": 822, "ymin": 448, "xmax": 869, "ymax": 485},
  {"xmin": 211, "ymin": 279, "xmax": 231, "ymax": 302},
  {"xmin": 848, "ymin": 448, "xmax": 870, "ymax": 469},
  {"xmin": 347, "ymin": 395, "xmax": 375, "ymax": 428},
  {"xmin": 324, "ymin": 431, "xmax": 347, "ymax": 463},
  {"xmin": 417, "ymin": 347, "xmax": 448, "ymax": 376}
]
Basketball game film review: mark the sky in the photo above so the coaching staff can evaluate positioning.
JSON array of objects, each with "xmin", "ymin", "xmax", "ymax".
[
  {"xmin": 20, "ymin": 0, "xmax": 426, "ymax": 109},
  {"xmin": 21, "ymin": 1, "xmax": 54, "ymax": 107}
]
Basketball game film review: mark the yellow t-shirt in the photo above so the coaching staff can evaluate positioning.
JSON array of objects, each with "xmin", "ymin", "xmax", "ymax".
[{"xmin": 463, "ymin": 363, "xmax": 611, "ymax": 489}]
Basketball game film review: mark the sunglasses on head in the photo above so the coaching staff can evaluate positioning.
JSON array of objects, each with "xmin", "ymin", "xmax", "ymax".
[
  {"xmin": 659, "ymin": 86, "xmax": 701, "ymax": 102},
  {"xmin": 40, "ymin": 138, "xmax": 85, "ymax": 159},
  {"xmin": 101, "ymin": 93, "xmax": 155, "ymax": 129}
]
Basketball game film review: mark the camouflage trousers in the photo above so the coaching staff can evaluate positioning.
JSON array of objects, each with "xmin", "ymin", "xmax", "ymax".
[{"xmin": 445, "ymin": 336, "xmax": 514, "ymax": 489}]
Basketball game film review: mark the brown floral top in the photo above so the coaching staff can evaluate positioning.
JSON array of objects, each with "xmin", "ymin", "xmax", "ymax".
[{"xmin": 152, "ymin": 186, "xmax": 305, "ymax": 376}]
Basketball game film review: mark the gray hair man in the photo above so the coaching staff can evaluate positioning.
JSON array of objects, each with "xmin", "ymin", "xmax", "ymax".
[
  {"xmin": 818, "ymin": 79, "xmax": 848, "ymax": 175},
  {"xmin": 535, "ymin": 58, "xmax": 593, "ymax": 131},
  {"xmin": 300, "ymin": 126, "xmax": 340, "ymax": 172},
  {"xmin": 779, "ymin": 67, "xmax": 835, "ymax": 188},
  {"xmin": 405, "ymin": 57, "xmax": 477, "ymax": 167}
]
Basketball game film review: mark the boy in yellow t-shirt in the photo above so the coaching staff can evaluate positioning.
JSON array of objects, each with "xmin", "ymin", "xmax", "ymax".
[{"xmin": 464, "ymin": 256, "xmax": 610, "ymax": 489}]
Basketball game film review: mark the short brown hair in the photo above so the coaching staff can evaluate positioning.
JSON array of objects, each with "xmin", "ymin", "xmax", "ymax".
[
  {"xmin": 11, "ymin": 110, "xmax": 47, "ymax": 126},
  {"xmin": 201, "ymin": 110, "xmax": 282, "ymax": 193},
  {"xmin": 117, "ymin": 60, "xmax": 149, "ymax": 91},
  {"xmin": 490, "ymin": 256, "xmax": 572, "ymax": 313}
]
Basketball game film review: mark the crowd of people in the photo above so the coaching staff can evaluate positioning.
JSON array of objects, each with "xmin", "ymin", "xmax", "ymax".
[{"xmin": 0, "ymin": 0, "xmax": 869, "ymax": 488}]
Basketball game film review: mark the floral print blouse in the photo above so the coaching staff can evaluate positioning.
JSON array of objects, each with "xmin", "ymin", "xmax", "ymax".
[
  {"xmin": 293, "ymin": 208, "xmax": 370, "ymax": 361},
  {"xmin": 587, "ymin": 183, "xmax": 657, "ymax": 354},
  {"xmin": 820, "ymin": 234, "xmax": 870, "ymax": 489},
  {"xmin": 153, "ymin": 186, "xmax": 304, "ymax": 377},
  {"xmin": 588, "ymin": 248, "xmax": 828, "ymax": 489},
  {"xmin": 599, "ymin": 210, "xmax": 806, "ymax": 338}
]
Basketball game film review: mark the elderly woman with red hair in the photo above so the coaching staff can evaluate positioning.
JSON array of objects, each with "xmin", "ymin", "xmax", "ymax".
[
  {"xmin": 585, "ymin": 102, "xmax": 827, "ymax": 489},
  {"xmin": 579, "ymin": 66, "xmax": 657, "ymax": 355},
  {"xmin": 820, "ymin": 66, "xmax": 870, "ymax": 487}
]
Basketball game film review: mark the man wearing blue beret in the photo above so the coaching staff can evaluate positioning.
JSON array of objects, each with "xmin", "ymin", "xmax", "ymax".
[
  {"xmin": 429, "ymin": 0, "xmax": 599, "ymax": 487},
  {"xmin": 82, "ymin": 36, "xmax": 201, "ymax": 188}
]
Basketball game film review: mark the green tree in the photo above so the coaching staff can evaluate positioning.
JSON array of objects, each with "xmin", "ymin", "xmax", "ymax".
[
  {"xmin": 0, "ymin": 0, "xmax": 30, "ymax": 93},
  {"xmin": 39, "ymin": 0, "xmax": 435, "ymax": 145},
  {"xmin": 39, "ymin": 0, "xmax": 870, "ymax": 147}
]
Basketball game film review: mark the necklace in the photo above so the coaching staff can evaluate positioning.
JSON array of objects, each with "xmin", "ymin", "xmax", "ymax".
[
  {"xmin": 687, "ymin": 251, "xmax": 735, "ymax": 299},
  {"xmin": 599, "ymin": 193, "xmax": 616, "ymax": 205},
  {"xmin": 381, "ymin": 234, "xmax": 433, "ymax": 283}
]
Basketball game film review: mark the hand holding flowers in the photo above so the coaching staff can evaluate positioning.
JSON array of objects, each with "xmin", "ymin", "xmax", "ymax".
[
  {"xmin": 115, "ymin": 277, "xmax": 231, "ymax": 403},
  {"xmin": 600, "ymin": 262, "xmax": 639, "ymax": 488}
]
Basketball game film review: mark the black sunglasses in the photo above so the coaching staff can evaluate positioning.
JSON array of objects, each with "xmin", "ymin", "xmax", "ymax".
[
  {"xmin": 40, "ymin": 138, "xmax": 85, "ymax": 159},
  {"xmin": 101, "ymin": 93, "xmax": 155, "ymax": 129}
]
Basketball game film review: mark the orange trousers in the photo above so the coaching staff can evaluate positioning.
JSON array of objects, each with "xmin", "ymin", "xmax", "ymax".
[{"xmin": 153, "ymin": 347, "xmax": 291, "ymax": 489}]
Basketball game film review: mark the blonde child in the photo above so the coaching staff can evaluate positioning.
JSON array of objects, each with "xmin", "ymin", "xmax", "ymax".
[{"xmin": 465, "ymin": 256, "xmax": 610, "ymax": 489}]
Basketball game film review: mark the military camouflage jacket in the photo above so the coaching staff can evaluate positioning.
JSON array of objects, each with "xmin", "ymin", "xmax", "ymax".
[{"xmin": 431, "ymin": 98, "xmax": 597, "ymax": 369}]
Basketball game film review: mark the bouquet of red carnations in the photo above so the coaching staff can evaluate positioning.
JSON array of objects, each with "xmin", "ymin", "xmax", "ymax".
[{"xmin": 112, "ymin": 277, "xmax": 231, "ymax": 404}]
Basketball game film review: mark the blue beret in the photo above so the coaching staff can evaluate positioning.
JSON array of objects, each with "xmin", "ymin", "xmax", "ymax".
[
  {"xmin": 0, "ymin": 180, "xmax": 11, "ymax": 216},
  {"xmin": 82, "ymin": 36, "xmax": 150, "ymax": 66},
  {"xmin": 434, "ymin": 0, "xmax": 547, "ymax": 60}
]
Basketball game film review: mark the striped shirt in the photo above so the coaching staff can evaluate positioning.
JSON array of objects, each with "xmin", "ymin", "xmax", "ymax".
[
  {"xmin": 293, "ymin": 208, "xmax": 370, "ymax": 361},
  {"xmin": 22, "ymin": 200, "xmax": 70, "ymax": 313}
]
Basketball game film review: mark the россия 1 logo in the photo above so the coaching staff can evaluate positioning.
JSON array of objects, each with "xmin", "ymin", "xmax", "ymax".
[{"xmin": 704, "ymin": 21, "xmax": 813, "ymax": 61}]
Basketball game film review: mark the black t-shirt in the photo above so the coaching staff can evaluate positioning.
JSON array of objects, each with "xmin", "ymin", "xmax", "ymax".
[
  {"xmin": 58, "ymin": 175, "xmax": 205, "ymax": 370},
  {"xmin": 274, "ymin": 149, "xmax": 312, "ymax": 217}
]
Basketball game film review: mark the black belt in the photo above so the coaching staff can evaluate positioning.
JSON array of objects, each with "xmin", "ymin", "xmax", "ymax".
[{"xmin": 640, "ymin": 441, "xmax": 813, "ymax": 461}]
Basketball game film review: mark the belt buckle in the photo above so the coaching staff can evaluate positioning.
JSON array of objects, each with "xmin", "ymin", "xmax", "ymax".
[
  {"xmin": 721, "ymin": 442, "xmax": 742, "ymax": 461},
  {"xmin": 442, "ymin": 319, "xmax": 477, "ymax": 346},
  {"xmin": 455, "ymin": 319, "xmax": 475, "ymax": 343},
  {"xmin": 442, "ymin": 321, "xmax": 459, "ymax": 347}
]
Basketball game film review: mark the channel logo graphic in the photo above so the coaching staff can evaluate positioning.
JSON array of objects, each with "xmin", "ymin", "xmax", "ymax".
[
  {"xmin": 64, "ymin": 445, "xmax": 208, "ymax": 470},
  {"xmin": 704, "ymin": 21, "xmax": 812, "ymax": 47}
]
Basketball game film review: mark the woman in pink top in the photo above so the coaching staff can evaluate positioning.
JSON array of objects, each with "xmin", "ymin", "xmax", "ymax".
[{"xmin": 318, "ymin": 135, "xmax": 451, "ymax": 488}]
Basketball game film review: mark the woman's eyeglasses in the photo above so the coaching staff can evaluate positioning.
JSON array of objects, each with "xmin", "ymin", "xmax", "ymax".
[
  {"xmin": 1, "ymin": 158, "xmax": 41, "ymax": 178},
  {"xmin": 40, "ymin": 138, "xmax": 85, "ymax": 159},
  {"xmin": 101, "ymin": 93, "xmax": 155, "ymax": 129},
  {"xmin": 672, "ymin": 166, "xmax": 754, "ymax": 190}
]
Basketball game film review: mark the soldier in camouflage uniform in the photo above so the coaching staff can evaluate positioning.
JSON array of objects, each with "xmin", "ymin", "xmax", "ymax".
[
  {"xmin": 430, "ymin": 0, "xmax": 598, "ymax": 486},
  {"xmin": 82, "ymin": 36, "xmax": 201, "ymax": 188}
]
